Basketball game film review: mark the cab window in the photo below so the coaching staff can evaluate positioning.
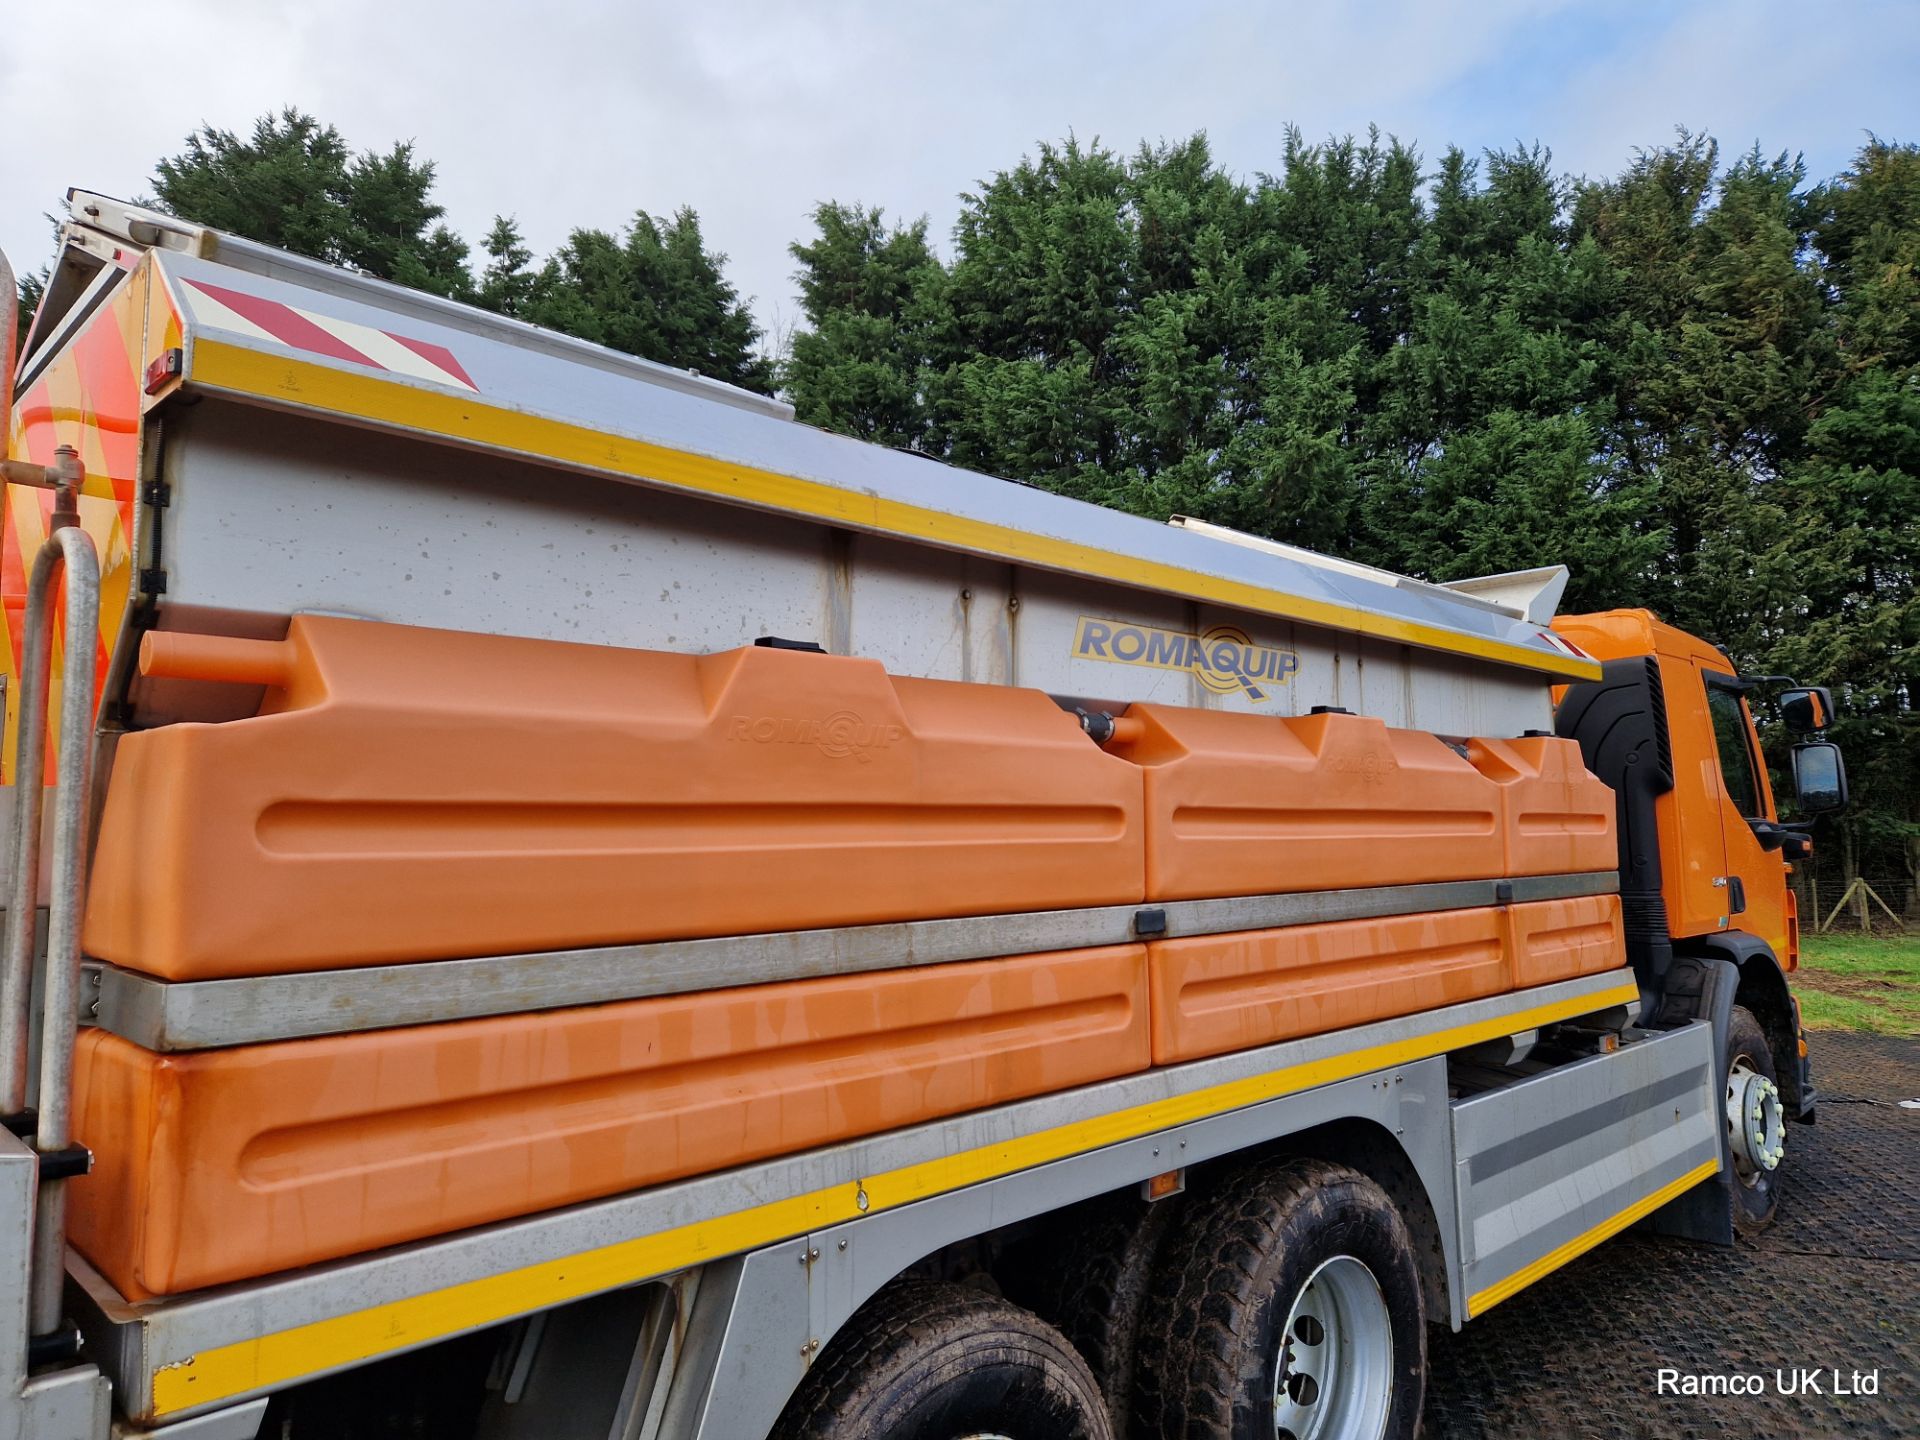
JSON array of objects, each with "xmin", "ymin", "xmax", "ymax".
[{"xmin": 1706, "ymin": 679, "xmax": 1762, "ymax": 818}]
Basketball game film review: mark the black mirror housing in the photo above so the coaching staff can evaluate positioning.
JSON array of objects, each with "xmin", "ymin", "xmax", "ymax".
[
  {"xmin": 1791, "ymin": 741, "xmax": 1848, "ymax": 814},
  {"xmin": 1779, "ymin": 686, "xmax": 1835, "ymax": 733}
]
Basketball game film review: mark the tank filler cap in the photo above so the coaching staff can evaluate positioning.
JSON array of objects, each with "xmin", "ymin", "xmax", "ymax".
[{"xmin": 1076, "ymin": 708, "xmax": 1117, "ymax": 745}]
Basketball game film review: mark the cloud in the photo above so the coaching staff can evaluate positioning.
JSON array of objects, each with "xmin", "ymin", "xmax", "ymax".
[{"xmin": 3, "ymin": 0, "xmax": 1914, "ymax": 346}]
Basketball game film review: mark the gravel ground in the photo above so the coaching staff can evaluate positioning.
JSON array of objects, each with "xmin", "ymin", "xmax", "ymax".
[{"xmin": 1422, "ymin": 1031, "xmax": 1920, "ymax": 1439}]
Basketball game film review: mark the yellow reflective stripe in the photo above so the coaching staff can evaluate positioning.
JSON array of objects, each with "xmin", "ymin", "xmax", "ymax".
[
  {"xmin": 150, "ymin": 977, "xmax": 1639, "ymax": 1416},
  {"xmin": 1465, "ymin": 1155, "xmax": 1720, "ymax": 1318},
  {"xmin": 186, "ymin": 341, "xmax": 1602, "ymax": 682}
]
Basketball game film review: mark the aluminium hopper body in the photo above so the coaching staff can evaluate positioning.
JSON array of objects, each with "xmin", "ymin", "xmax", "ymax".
[{"xmin": 6, "ymin": 193, "xmax": 1596, "ymax": 763}]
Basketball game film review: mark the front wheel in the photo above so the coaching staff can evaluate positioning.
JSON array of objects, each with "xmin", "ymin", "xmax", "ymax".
[
  {"xmin": 1133, "ymin": 1158, "xmax": 1424, "ymax": 1440},
  {"xmin": 1725, "ymin": 1004, "xmax": 1786, "ymax": 1235}
]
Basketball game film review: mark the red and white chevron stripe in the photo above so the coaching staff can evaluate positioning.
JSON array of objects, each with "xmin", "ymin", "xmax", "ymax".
[{"xmin": 181, "ymin": 279, "xmax": 478, "ymax": 393}]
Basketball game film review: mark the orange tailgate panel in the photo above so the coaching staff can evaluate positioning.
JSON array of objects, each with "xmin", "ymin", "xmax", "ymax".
[
  {"xmin": 84, "ymin": 616, "xmax": 1146, "ymax": 979},
  {"xmin": 1114, "ymin": 706, "xmax": 1507, "ymax": 901},
  {"xmin": 68, "ymin": 944, "xmax": 1151, "ymax": 1297}
]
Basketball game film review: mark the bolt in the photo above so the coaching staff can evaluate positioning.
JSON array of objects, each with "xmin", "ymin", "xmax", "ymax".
[{"xmin": 837, "ymin": 1239, "xmax": 848, "ymax": 1252}]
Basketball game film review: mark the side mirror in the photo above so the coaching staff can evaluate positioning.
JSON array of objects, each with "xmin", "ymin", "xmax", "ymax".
[
  {"xmin": 1791, "ymin": 741, "xmax": 1848, "ymax": 814},
  {"xmin": 1778, "ymin": 686, "xmax": 1834, "ymax": 733}
]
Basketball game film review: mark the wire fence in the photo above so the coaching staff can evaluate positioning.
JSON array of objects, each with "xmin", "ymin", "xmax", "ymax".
[{"xmin": 1790, "ymin": 868, "xmax": 1917, "ymax": 936}]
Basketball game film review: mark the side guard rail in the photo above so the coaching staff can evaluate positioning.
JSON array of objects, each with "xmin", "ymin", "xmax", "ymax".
[{"xmin": 0, "ymin": 440, "xmax": 102, "ymax": 1354}]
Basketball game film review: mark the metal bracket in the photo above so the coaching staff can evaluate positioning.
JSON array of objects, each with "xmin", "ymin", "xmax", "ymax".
[
  {"xmin": 34, "ymin": 1144, "xmax": 91, "ymax": 1183},
  {"xmin": 1132, "ymin": 907, "xmax": 1168, "ymax": 937}
]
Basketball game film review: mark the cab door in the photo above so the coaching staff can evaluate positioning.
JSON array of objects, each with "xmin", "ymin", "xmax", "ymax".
[
  {"xmin": 1653, "ymin": 652, "xmax": 1734, "ymax": 937},
  {"xmin": 1699, "ymin": 664, "xmax": 1790, "ymax": 958}
]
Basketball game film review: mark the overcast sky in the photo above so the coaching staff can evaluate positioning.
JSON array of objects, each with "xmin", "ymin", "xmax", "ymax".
[{"xmin": 4, "ymin": 0, "xmax": 1916, "ymax": 343}]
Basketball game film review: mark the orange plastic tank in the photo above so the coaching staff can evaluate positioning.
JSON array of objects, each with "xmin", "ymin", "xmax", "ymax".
[
  {"xmin": 84, "ymin": 616, "xmax": 1146, "ymax": 979},
  {"xmin": 1146, "ymin": 906, "xmax": 1509, "ymax": 1065},
  {"xmin": 1467, "ymin": 735, "xmax": 1619, "ymax": 876},
  {"xmin": 1111, "ymin": 706, "xmax": 1508, "ymax": 902},
  {"xmin": 1145, "ymin": 896, "xmax": 1625, "ymax": 1064},
  {"xmin": 1505, "ymin": 893, "xmax": 1625, "ymax": 988},
  {"xmin": 68, "ymin": 943, "xmax": 1151, "ymax": 1297}
]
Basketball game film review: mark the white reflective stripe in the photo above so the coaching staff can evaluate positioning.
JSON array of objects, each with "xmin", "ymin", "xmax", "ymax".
[
  {"xmin": 178, "ymin": 285, "xmax": 282, "ymax": 346},
  {"xmin": 298, "ymin": 309, "xmax": 476, "ymax": 392}
]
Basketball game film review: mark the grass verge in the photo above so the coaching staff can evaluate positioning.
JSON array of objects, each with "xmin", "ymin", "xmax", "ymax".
[{"xmin": 1794, "ymin": 932, "xmax": 1920, "ymax": 1037}]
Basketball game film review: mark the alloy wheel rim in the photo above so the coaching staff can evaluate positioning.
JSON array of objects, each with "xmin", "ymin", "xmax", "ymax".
[
  {"xmin": 1726, "ymin": 1057, "xmax": 1785, "ymax": 1185},
  {"xmin": 1272, "ymin": 1254, "xmax": 1394, "ymax": 1440}
]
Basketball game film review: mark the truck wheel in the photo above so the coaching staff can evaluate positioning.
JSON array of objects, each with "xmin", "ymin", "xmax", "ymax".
[
  {"xmin": 772, "ymin": 1281, "xmax": 1112, "ymax": 1440},
  {"xmin": 1725, "ymin": 1004, "xmax": 1786, "ymax": 1234},
  {"xmin": 1133, "ymin": 1158, "xmax": 1423, "ymax": 1440},
  {"xmin": 1007, "ymin": 1190, "xmax": 1177, "ymax": 1437}
]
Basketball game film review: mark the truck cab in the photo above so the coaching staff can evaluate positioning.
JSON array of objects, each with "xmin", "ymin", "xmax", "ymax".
[{"xmin": 1555, "ymin": 608, "xmax": 1847, "ymax": 1232}]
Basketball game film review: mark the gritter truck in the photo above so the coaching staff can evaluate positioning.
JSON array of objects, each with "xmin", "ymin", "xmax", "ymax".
[{"xmin": 0, "ymin": 192, "xmax": 1849, "ymax": 1440}]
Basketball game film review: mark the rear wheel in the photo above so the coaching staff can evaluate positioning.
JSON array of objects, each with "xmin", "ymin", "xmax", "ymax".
[
  {"xmin": 1133, "ymin": 1158, "xmax": 1424, "ymax": 1440},
  {"xmin": 772, "ymin": 1281, "xmax": 1112, "ymax": 1440},
  {"xmin": 1005, "ymin": 1189, "xmax": 1177, "ymax": 1437},
  {"xmin": 1725, "ymin": 1004, "xmax": 1785, "ymax": 1235}
]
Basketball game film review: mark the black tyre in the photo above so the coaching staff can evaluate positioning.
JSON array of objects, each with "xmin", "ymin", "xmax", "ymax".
[
  {"xmin": 1007, "ymin": 1190, "xmax": 1178, "ymax": 1438},
  {"xmin": 772, "ymin": 1281, "xmax": 1113, "ymax": 1440},
  {"xmin": 1725, "ymin": 1003, "xmax": 1786, "ymax": 1235},
  {"xmin": 1134, "ymin": 1158, "xmax": 1424, "ymax": 1440}
]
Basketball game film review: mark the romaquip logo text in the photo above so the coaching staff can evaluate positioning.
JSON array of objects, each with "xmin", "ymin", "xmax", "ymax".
[{"xmin": 1072, "ymin": 618, "xmax": 1298, "ymax": 702}]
